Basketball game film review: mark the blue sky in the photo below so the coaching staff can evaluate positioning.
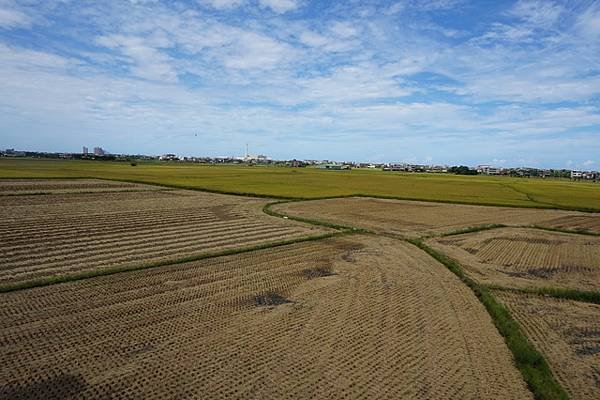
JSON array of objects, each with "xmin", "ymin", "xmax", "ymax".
[{"xmin": 1, "ymin": 0, "xmax": 599, "ymax": 168}]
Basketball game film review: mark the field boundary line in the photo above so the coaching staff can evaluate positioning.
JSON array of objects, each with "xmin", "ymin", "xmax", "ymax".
[
  {"xmin": 524, "ymin": 225, "xmax": 600, "ymax": 237},
  {"xmin": 3, "ymin": 176, "xmax": 599, "ymax": 213},
  {"xmin": 405, "ymin": 237, "xmax": 569, "ymax": 400},
  {"xmin": 486, "ymin": 284, "xmax": 600, "ymax": 305},
  {"xmin": 423, "ymin": 224, "xmax": 508, "ymax": 239},
  {"xmin": 263, "ymin": 201, "xmax": 372, "ymax": 233},
  {"xmin": 0, "ymin": 231, "xmax": 355, "ymax": 293},
  {"xmin": 427, "ymin": 224, "xmax": 599, "ymax": 239}
]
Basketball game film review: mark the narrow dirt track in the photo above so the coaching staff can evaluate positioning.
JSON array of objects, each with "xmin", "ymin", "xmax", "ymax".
[{"xmin": 0, "ymin": 235, "xmax": 531, "ymax": 400}]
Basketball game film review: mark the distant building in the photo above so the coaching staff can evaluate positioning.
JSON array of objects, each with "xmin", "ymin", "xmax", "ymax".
[
  {"xmin": 93, "ymin": 147, "xmax": 105, "ymax": 156},
  {"xmin": 159, "ymin": 154, "xmax": 178, "ymax": 161},
  {"xmin": 477, "ymin": 165, "xmax": 501, "ymax": 175},
  {"xmin": 82, "ymin": 146, "xmax": 88, "ymax": 155},
  {"xmin": 316, "ymin": 163, "xmax": 350, "ymax": 170}
]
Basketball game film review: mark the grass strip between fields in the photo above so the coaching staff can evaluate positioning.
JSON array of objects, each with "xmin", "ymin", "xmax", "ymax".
[
  {"xmin": 263, "ymin": 201, "xmax": 372, "ymax": 233},
  {"xmin": 406, "ymin": 238, "xmax": 569, "ymax": 400},
  {"xmin": 433, "ymin": 224, "xmax": 508, "ymax": 238},
  {"xmin": 434, "ymin": 223, "xmax": 599, "ymax": 239},
  {"xmin": 0, "ymin": 231, "xmax": 351, "ymax": 293},
  {"xmin": 488, "ymin": 285, "xmax": 600, "ymax": 305}
]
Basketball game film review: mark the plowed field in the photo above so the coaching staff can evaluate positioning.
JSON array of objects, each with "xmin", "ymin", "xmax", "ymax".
[
  {"xmin": 494, "ymin": 291, "xmax": 600, "ymax": 400},
  {"xmin": 0, "ymin": 235, "xmax": 531, "ymax": 399},
  {"xmin": 272, "ymin": 197, "xmax": 583, "ymax": 237},
  {"xmin": 0, "ymin": 182, "xmax": 327, "ymax": 286},
  {"xmin": 429, "ymin": 228, "xmax": 600, "ymax": 291},
  {"xmin": 0, "ymin": 178, "xmax": 163, "ymax": 194}
]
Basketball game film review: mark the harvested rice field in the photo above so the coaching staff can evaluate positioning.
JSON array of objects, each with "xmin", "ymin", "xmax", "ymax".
[
  {"xmin": 538, "ymin": 214, "xmax": 600, "ymax": 235},
  {"xmin": 494, "ymin": 291, "xmax": 600, "ymax": 400},
  {"xmin": 429, "ymin": 227, "xmax": 600, "ymax": 291},
  {"xmin": 0, "ymin": 235, "xmax": 531, "ymax": 400},
  {"xmin": 272, "ymin": 197, "xmax": 586, "ymax": 237},
  {"xmin": 0, "ymin": 178, "xmax": 164, "ymax": 195},
  {"xmin": 0, "ymin": 180, "xmax": 328, "ymax": 287}
]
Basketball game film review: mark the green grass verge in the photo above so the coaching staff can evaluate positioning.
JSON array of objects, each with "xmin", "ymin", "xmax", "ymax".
[
  {"xmin": 488, "ymin": 285, "xmax": 600, "ymax": 305},
  {"xmin": 437, "ymin": 224, "xmax": 507, "ymax": 238},
  {"xmin": 0, "ymin": 232, "xmax": 345, "ymax": 293},
  {"xmin": 407, "ymin": 238, "xmax": 569, "ymax": 400}
]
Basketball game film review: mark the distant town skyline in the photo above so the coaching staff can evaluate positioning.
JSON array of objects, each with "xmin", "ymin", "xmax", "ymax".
[{"xmin": 1, "ymin": 1, "xmax": 599, "ymax": 170}]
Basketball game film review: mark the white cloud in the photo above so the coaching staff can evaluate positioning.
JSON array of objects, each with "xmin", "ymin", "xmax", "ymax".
[
  {"xmin": 509, "ymin": 0, "xmax": 564, "ymax": 28},
  {"xmin": 575, "ymin": 4, "xmax": 600, "ymax": 38},
  {"xmin": 96, "ymin": 35, "xmax": 178, "ymax": 82},
  {"xmin": 198, "ymin": 0, "xmax": 246, "ymax": 10},
  {"xmin": 221, "ymin": 31, "xmax": 294, "ymax": 69},
  {"xmin": 583, "ymin": 160, "xmax": 595, "ymax": 167},
  {"xmin": 0, "ymin": 4, "xmax": 31, "ymax": 28},
  {"xmin": 330, "ymin": 21, "xmax": 359, "ymax": 38},
  {"xmin": 258, "ymin": 0, "xmax": 299, "ymax": 14}
]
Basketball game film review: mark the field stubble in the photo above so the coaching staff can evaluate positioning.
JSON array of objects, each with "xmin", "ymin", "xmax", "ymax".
[
  {"xmin": 429, "ymin": 227, "xmax": 600, "ymax": 292},
  {"xmin": 272, "ymin": 197, "xmax": 600, "ymax": 237},
  {"xmin": 0, "ymin": 180, "xmax": 328, "ymax": 287},
  {"xmin": 0, "ymin": 235, "xmax": 531, "ymax": 399},
  {"xmin": 493, "ymin": 291, "xmax": 600, "ymax": 400}
]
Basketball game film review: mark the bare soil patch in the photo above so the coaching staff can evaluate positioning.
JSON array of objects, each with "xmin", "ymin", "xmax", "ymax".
[
  {"xmin": 0, "ymin": 235, "xmax": 530, "ymax": 399},
  {"xmin": 273, "ymin": 197, "xmax": 586, "ymax": 237},
  {"xmin": 0, "ymin": 183, "xmax": 326, "ymax": 286},
  {"xmin": 429, "ymin": 227, "xmax": 600, "ymax": 291},
  {"xmin": 494, "ymin": 290, "xmax": 600, "ymax": 400}
]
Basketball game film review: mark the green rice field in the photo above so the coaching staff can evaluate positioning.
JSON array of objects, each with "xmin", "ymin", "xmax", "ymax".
[{"xmin": 1, "ymin": 158, "xmax": 598, "ymax": 211}]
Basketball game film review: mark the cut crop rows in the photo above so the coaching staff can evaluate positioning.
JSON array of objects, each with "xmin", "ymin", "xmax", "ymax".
[
  {"xmin": 272, "ymin": 197, "xmax": 583, "ymax": 237},
  {"xmin": 430, "ymin": 228, "xmax": 600, "ymax": 292},
  {"xmin": 0, "ymin": 235, "xmax": 531, "ymax": 400},
  {"xmin": 0, "ymin": 186, "xmax": 325, "ymax": 286},
  {"xmin": 494, "ymin": 290, "xmax": 600, "ymax": 400}
]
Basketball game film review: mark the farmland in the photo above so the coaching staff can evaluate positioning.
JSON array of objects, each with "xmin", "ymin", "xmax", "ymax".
[
  {"xmin": 272, "ymin": 197, "xmax": 595, "ymax": 237},
  {"xmin": 429, "ymin": 228, "xmax": 600, "ymax": 291},
  {"xmin": 1, "ymin": 158, "xmax": 599, "ymax": 211},
  {"xmin": 493, "ymin": 291, "xmax": 600, "ymax": 400},
  {"xmin": 0, "ymin": 179, "xmax": 328, "ymax": 289},
  {"xmin": 1, "ymin": 169, "xmax": 598, "ymax": 399},
  {"xmin": 0, "ymin": 178, "xmax": 163, "ymax": 195},
  {"xmin": 0, "ymin": 235, "xmax": 531, "ymax": 399}
]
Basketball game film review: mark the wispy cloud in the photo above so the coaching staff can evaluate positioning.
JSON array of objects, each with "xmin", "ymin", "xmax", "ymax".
[
  {"xmin": 0, "ymin": 0, "xmax": 598, "ymax": 167},
  {"xmin": 0, "ymin": 1, "xmax": 32, "ymax": 28},
  {"xmin": 258, "ymin": 0, "xmax": 300, "ymax": 14}
]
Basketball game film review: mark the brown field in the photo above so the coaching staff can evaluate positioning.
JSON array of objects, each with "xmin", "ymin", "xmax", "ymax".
[
  {"xmin": 429, "ymin": 227, "xmax": 600, "ymax": 291},
  {"xmin": 272, "ymin": 197, "xmax": 591, "ymax": 237},
  {"xmin": 537, "ymin": 214, "xmax": 600, "ymax": 234},
  {"xmin": 0, "ymin": 235, "xmax": 531, "ymax": 399},
  {"xmin": 0, "ymin": 178, "xmax": 164, "ymax": 194},
  {"xmin": 494, "ymin": 291, "xmax": 600, "ymax": 400},
  {"xmin": 0, "ymin": 181, "xmax": 328, "ymax": 286}
]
